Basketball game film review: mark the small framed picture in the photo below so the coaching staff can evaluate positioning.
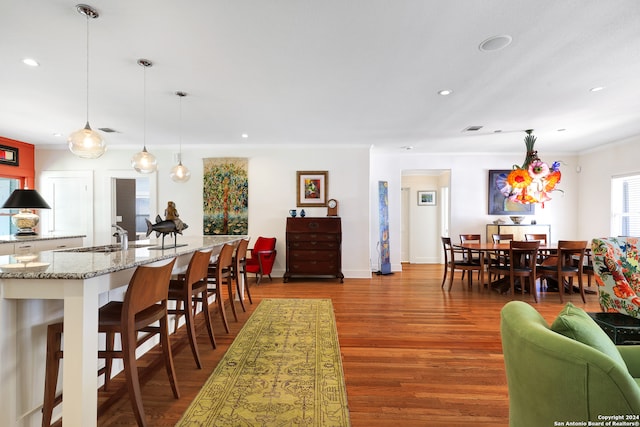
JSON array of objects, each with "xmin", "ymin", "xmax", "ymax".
[
  {"xmin": 418, "ymin": 190, "xmax": 436, "ymax": 206},
  {"xmin": 0, "ymin": 145, "xmax": 19, "ymax": 166},
  {"xmin": 296, "ymin": 171, "xmax": 328, "ymax": 207}
]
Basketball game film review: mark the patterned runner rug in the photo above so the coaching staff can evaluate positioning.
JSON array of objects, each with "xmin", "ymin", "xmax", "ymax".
[{"xmin": 176, "ymin": 298, "xmax": 351, "ymax": 426}]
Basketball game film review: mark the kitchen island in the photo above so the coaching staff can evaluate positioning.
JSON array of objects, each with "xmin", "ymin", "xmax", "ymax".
[{"xmin": 0, "ymin": 235, "xmax": 243, "ymax": 427}]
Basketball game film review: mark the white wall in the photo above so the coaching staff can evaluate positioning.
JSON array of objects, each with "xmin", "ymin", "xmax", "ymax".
[
  {"xmin": 371, "ymin": 149, "xmax": 580, "ymax": 271},
  {"xmin": 36, "ymin": 144, "xmax": 372, "ymax": 279},
  {"xmin": 577, "ymin": 135, "xmax": 640, "ymax": 239},
  {"xmin": 36, "ymin": 137, "xmax": 633, "ymax": 278}
]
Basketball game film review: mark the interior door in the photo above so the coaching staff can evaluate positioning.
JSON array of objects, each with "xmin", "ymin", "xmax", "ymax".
[
  {"xmin": 39, "ymin": 171, "xmax": 94, "ymax": 245},
  {"xmin": 115, "ymin": 179, "xmax": 136, "ymax": 241}
]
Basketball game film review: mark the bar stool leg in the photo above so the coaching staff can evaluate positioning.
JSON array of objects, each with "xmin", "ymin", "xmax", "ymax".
[{"xmin": 42, "ymin": 322, "xmax": 63, "ymax": 427}]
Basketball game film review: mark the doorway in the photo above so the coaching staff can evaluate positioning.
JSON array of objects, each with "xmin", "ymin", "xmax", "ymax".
[
  {"xmin": 113, "ymin": 177, "xmax": 152, "ymax": 241},
  {"xmin": 401, "ymin": 170, "xmax": 450, "ymax": 264}
]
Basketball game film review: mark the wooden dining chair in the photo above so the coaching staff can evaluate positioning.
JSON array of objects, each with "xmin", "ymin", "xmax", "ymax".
[
  {"xmin": 537, "ymin": 240, "xmax": 588, "ymax": 303},
  {"xmin": 459, "ymin": 234, "xmax": 483, "ymax": 280},
  {"xmin": 488, "ymin": 240, "xmax": 540, "ymax": 301},
  {"xmin": 525, "ymin": 232, "xmax": 555, "ymax": 267},
  {"xmin": 166, "ymin": 249, "xmax": 216, "ymax": 369},
  {"xmin": 490, "ymin": 234, "xmax": 514, "ymax": 281},
  {"xmin": 43, "ymin": 259, "xmax": 180, "ymax": 427},
  {"xmin": 441, "ymin": 237, "xmax": 483, "ymax": 290}
]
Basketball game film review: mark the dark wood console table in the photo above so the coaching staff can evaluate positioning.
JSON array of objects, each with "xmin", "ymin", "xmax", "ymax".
[{"xmin": 284, "ymin": 217, "xmax": 344, "ymax": 283}]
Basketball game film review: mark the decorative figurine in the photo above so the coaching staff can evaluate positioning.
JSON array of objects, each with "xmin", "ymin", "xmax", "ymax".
[{"xmin": 145, "ymin": 201, "xmax": 189, "ymax": 248}]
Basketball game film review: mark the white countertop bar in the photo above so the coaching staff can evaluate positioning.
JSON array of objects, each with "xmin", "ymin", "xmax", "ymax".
[{"xmin": 0, "ymin": 235, "xmax": 243, "ymax": 427}]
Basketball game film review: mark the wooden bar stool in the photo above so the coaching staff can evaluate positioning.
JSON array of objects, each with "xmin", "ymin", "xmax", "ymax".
[
  {"xmin": 232, "ymin": 238, "xmax": 252, "ymax": 308},
  {"xmin": 42, "ymin": 258, "xmax": 180, "ymax": 427},
  {"xmin": 167, "ymin": 249, "xmax": 216, "ymax": 369},
  {"xmin": 201, "ymin": 243, "xmax": 235, "ymax": 332}
]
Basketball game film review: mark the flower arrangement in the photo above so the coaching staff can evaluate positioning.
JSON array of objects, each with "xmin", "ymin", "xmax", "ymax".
[{"xmin": 496, "ymin": 130, "xmax": 562, "ymax": 207}]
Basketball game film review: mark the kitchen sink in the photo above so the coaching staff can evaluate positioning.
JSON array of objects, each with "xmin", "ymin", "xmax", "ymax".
[{"xmin": 58, "ymin": 243, "xmax": 155, "ymax": 253}]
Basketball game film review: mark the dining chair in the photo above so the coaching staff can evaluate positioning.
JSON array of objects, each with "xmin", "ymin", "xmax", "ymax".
[
  {"xmin": 441, "ymin": 236, "xmax": 483, "ymax": 290},
  {"xmin": 43, "ymin": 258, "xmax": 180, "ymax": 427},
  {"xmin": 537, "ymin": 240, "xmax": 588, "ymax": 303},
  {"xmin": 490, "ymin": 234, "xmax": 514, "ymax": 281},
  {"xmin": 459, "ymin": 234, "xmax": 483, "ymax": 280},
  {"xmin": 488, "ymin": 240, "xmax": 540, "ymax": 301},
  {"xmin": 166, "ymin": 249, "xmax": 216, "ymax": 369},
  {"xmin": 525, "ymin": 232, "xmax": 555, "ymax": 268}
]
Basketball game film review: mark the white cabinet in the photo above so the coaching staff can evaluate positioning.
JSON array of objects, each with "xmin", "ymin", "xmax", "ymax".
[
  {"xmin": 1, "ymin": 236, "xmax": 84, "ymax": 255},
  {"xmin": 0, "ymin": 244, "xmax": 14, "ymax": 256},
  {"xmin": 485, "ymin": 224, "xmax": 551, "ymax": 242}
]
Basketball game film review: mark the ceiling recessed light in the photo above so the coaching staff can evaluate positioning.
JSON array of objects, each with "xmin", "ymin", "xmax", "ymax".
[
  {"xmin": 557, "ymin": 128, "xmax": 566, "ymax": 132},
  {"xmin": 241, "ymin": 133, "xmax": 249, "ymax": 139},
  {"xmin": 400, "ymin": 145, "xmax": 414, "ymax": 151},
  {"xmin": 590, "ymin": 86, "xmax": 605, "ymax": 92},
  {"xmin": 463, "ymin": 125, "xmax": 483, "ymax": 132},
  {"xmin": 479, "ymin": 35, "xmax": 513, "ymax": 52},
  {"xmin": 438, "ymin": 89, "xmax": 453, "ymax": 96},
  {"xmin": 22, "ymin": 58, "xmax": 39, "ymax": 67}
]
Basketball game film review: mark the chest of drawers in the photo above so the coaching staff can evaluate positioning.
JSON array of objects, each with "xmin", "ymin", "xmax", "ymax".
[{"xmin": 284, "ymin": 217, "xmax": 343, "ymax": 283}]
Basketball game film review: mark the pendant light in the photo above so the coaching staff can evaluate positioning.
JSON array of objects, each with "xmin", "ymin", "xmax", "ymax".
[
  {"xmin": 170, "ymin": 91, "xmax": 191, "ymax": 182},
  {"xmin": 68, "ymin": 4, "xmax": 106, "ymax": 159},
  {"xmin": 131, "ymin": 59, "xmax": 158, "ymax": 173}
]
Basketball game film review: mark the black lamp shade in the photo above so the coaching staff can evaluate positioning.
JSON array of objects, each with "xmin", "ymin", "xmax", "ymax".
[{"xmin": 2, "ymin": 189, "xmax": 51, "ymax": 209}]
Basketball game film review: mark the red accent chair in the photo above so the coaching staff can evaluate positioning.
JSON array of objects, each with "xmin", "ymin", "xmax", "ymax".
[{"xmin": 245, "ymin": 237, "xmax": 277, "ymax": 284}]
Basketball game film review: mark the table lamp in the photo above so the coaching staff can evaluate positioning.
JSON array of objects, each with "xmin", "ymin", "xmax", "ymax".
[{"xmin": 1, "ymin": 189, "xmax": 51, "ymax": 236}]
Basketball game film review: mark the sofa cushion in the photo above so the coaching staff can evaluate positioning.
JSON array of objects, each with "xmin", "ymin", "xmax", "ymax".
[{"xmin": 551, "ymin": 303, "xmax": 627, "ymax": 368}]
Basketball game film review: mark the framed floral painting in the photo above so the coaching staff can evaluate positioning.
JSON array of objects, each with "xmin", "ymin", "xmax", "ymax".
[
  {"xmin": 297, "ymin": 171, "xmax": 328, "ymax": 207},
  {"xmin": 488, "ymin": 170, "xmax": 535, "ymax": 215}
]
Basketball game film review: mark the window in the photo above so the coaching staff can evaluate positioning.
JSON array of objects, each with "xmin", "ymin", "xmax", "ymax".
[
  {"xmin": 611, "ymin": 174, "xmax": 640, "ymax": 236},
  {"xmin": 0, "ymin": 178, "xmax": 20, "ymax": 235}
]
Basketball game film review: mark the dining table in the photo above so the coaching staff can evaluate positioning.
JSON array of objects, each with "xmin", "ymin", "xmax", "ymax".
[
  {"xmin": 455, "ymin": 241, "xmax": 556, "ymax": 291},
  {"xmin": 0, "ymin": 235, "xmax": 244, "ymax": 427}
]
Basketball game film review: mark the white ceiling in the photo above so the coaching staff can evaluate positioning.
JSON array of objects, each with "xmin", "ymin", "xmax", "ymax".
[{"xmin": 2, "ymin": 0, "xmax": 640, "ymax": 154}]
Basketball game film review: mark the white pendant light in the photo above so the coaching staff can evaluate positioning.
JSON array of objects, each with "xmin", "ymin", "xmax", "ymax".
[
  {"xmin": 131, "ymin": 59, "xmax": 157, "ymax": 174},
  {"xmin": 68, "ymin": 4, "xmax": 106, "ymax": 159},
  {"xmin": 170, "ymin": 91, "xmax": 191, "ymax": 183}
]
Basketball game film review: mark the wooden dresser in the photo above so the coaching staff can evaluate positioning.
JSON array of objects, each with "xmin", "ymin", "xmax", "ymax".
[{"xmin": 284, "ymin": 217, "xmax": 344, "ymax": 283}]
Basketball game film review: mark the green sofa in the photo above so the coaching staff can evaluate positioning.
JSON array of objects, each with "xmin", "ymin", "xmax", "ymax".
[{"xmin": 500, "ymin": 301, "xmax": 640, "ymax": 427}]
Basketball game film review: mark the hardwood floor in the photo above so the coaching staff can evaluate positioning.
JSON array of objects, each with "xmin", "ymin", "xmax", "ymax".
[{"xmin": 97, "ymin": 264, "xmax": 601, "ymax": 426}]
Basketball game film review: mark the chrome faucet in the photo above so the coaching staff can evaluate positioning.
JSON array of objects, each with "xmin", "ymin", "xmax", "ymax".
[{"xmin": 112, "ymin": 224, "xmax": 129, "ymax": 251}]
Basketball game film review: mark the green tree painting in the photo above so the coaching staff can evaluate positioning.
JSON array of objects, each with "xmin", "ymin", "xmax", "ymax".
[{"xmin": 203, "ymin": 158, "xmax": 248, "ymax": 235}]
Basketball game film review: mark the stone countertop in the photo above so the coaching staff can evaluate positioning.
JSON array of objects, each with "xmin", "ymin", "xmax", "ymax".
[
  {"xmin": 0, "ymin": 235, "xmax": 243, "ymax": 280},
  {"xmin": 0, "ymin": 234, "xmax": 86, "ymax": 243}
]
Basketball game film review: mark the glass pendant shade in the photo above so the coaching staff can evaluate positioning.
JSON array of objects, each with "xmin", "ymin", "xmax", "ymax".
[
  {"xmin": 170, "ymin": 160, "xmax": 191, "ymax": 182},
  {"xmin": 69, "ymin": 4, "xmax": 105, "ymax": 159},
  {"xmin": 170, "ymin": 91, "xmax": 190, "ymax": 183},
  {"xmin": 131, "ymin": 146, "xmax": 157, "ymax": 174},
  {"xmin": 68, "ymin": 121, "xmax": 106, "ymax": 158}
]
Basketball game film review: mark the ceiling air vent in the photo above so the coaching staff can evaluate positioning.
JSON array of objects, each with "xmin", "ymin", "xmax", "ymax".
[
  {"xmin": 463, "ymin": 126, "xmax": 483, "ymax": 132},
  {"xmin": 98, "ymin": 127, "xmax": 118, "ymax": 133}
]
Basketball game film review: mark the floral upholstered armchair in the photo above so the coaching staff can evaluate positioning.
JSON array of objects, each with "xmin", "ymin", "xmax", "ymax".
[{"xmin": 591, "ymin": 237, "xmax": 640, "ymax": 318}]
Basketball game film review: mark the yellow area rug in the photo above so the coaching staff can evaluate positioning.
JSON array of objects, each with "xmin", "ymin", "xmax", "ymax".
[{"xmin": 176, "ymin": 298, "xmax": 351, "ymax": 426}]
